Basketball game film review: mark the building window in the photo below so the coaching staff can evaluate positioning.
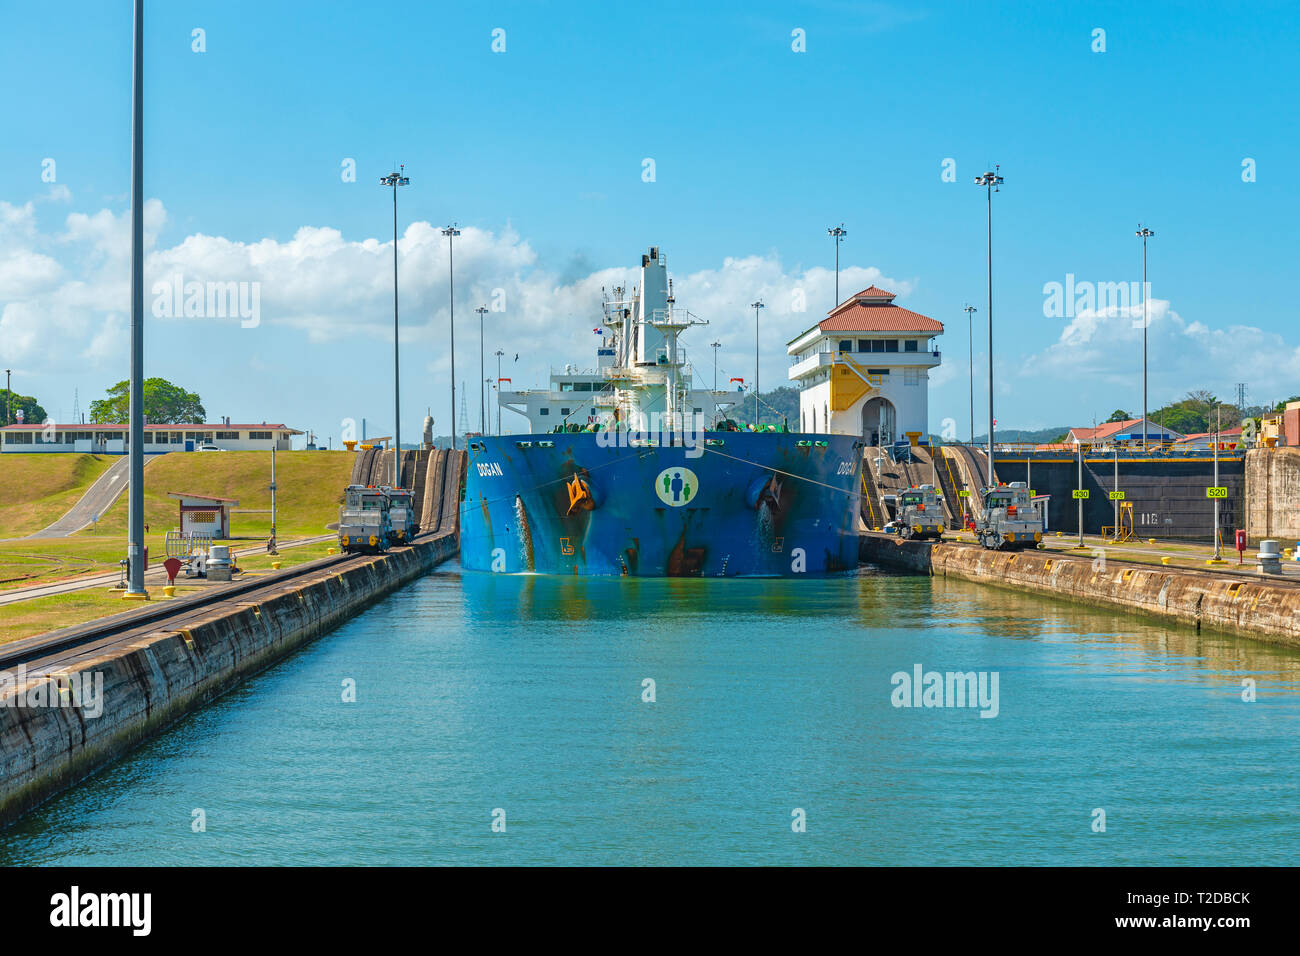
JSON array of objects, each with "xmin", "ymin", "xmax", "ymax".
[
  {"xmin": 868, "ymin": 368, "xmax": 889, "ymax": 376},
  {"xmin": 857, "ymin": 339, "xmax": 870, "ymax": 352},
  {"xmin": 248, "ymin": 431, "xmax": 272, "ymax": 440},
  {"xmin": 905, "ymin": 368, "xmax": 920, "ymax": 386},
  {"xmin": 905, "ymin": 340, "xmax": 919, "ymax": 352},
  {"xmin": 838, "ymin": 339, "xmax": 852, "ymax": 352},
  {"xmin": 539, "ymin": 407, "xmax": 550, "ymax": 416},
  {"xmin": 142, "ymin": 432, "xmax": 153, "ymax": 443},
  {"xmin": 871, "ymin": 340, "xmax": 885, "ymax": 352},
  {"xmin": 215, "ymin": 431, "xmax": 238, "ymax": 440},
  {"xmin": 885, "ymin": 340, "xmax": 899, "ymax": 352},
  {"xmin": 560, "ymin": 408, "xmax": 571, "ymax": 416}
]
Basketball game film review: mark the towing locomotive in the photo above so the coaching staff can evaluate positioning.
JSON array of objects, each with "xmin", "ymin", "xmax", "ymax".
[{"xmin": 338, "ymin": 484, "xmax": 419, "ymax": 554}]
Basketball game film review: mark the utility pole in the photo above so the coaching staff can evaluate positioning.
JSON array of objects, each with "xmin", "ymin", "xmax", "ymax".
[
  {"xmin": 124, "ymin": 0, "xmax": 147, "ymax": 600},
  {"xmin": 476, "ymin": 305, "xmax": 488, "ymax": 435},
  {"xmin": 1136, "ymin": 225, "xmax": 1155, "ymax": 450},
  {"xmin": 975, "ymin": 167, "xmax": 1003, "ymax": 484},
  {"xmin": 750, "ymin": 300, "xmax": 764, "ymax": 425},
  {"xmin": 963, "ymin": 305, "xmax": 976, "ymax": 444},
  {"xmin": 380, "ymin": 165, "xmax": 410, "ymax": 487},
  {"xmin": 1077, "ymin": 441, "xmax": 1085, "ymax": 550},
  {"xmin": 442, "ymin": 224, "xmax": 461, "ymax": 449},
  {"xmin": 3, "ymin": 369, "xmax": 10, "ymax": 426},
  {"xmin": 827, "ymin": 224, "xmax": 847, "ymax": 306}
]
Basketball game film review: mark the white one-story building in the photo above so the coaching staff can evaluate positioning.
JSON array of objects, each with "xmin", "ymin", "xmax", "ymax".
[
  {"xmin": 786, "ymin": 286, "xmax": 942, "ymax": 445},
  {"xmin": 0, "ymin": 421, "xmax": 303, "ymax": 454}
]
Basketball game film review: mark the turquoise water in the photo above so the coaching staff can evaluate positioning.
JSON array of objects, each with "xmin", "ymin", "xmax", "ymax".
[{"xmin": 4, "ymin": 564, "xmax": 1300, "ymax": 866}]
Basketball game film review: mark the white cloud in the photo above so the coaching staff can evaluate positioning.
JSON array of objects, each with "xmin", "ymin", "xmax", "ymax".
[{"xmin": 1024, "ymin": 301, "xmax": 1300, "ymax": 408}]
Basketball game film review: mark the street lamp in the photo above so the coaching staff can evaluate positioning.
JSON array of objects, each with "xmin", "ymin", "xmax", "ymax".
[
  {"xmin": 125, "ymin": 0, "xmax": 147, "ymax": 599},
  {"xmin": 494, "ymin": 349, "xmax": 504, "ymax": 435},
  {"xmin": 827, "ymin": 224, "xmax": 848, "ymax": 307},
  {"xmin": 380, "ymin": 165, "xmax": 410, "ymax": 487},
  {"xmin": 476, "ymin": 305, "xmax": 488, "ymax": 435},
  {"xmin": 442, "ymin": 224, "xmax": 461, "ymax": 449},
  {"xmin": 710, "ymin": 340, "xmax": 720, "ymax": 425},
  {"xmin": 4, "ymin": 369, "xmax": 10, "ymax": 426},
  {"xmin": 974, "ymin": 167, "xmax": 1003, "ymax": 482},
  {"xmin": 750, "ymin": 300, "xmax": 764, "ymax": 425},
  {"xmin": 963, "ymin": 305, "xmax": 976, "ymax": 444},
  {"xmin": 1136, "ymin": 225, "xmax": 1155, "ymax": 451}
]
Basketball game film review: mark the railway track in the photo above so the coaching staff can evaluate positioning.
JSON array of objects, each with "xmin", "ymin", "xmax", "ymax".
[{"xmin": 0, "ymin": 546, "xmax": 371, "ymax": 675}]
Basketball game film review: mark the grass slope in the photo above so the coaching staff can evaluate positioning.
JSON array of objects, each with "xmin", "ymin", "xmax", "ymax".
[{"xmin": 0, "ymin": 453, "xmax": 116, "ymax": 538}]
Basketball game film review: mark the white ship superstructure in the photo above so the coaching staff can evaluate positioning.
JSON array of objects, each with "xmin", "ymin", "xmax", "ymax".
[{"xmin": 497, "ymin": 247, "xmax": 739, "ymax": 434}]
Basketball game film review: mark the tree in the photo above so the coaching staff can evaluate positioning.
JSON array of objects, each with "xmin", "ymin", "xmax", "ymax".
[
  {"xmin": 89, "ymin": 378, "xmax": 206, "ymax": 424},
  {"xmin": 1105, "ymin": 409, "xmax": 1131, "ymax": 423},
  {"xmin": 0, "ymin": 389, "xmax": 47, "ymax": 426}
]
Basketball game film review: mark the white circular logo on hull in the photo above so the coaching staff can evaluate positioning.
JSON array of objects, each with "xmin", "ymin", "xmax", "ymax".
[{"xmin": 655, "ymin": 467, "xmax": 699, "ymax": 507}]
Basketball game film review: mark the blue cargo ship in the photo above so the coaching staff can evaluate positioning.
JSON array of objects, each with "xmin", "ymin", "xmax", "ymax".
[{"xmin": 460, "ymin": 247, "xmax": 862, "ymax": 576}]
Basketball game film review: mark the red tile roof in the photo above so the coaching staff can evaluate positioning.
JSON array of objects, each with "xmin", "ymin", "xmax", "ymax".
[
  {"xmin": 1172, "ymin": 426, "xmax": 1244, "ymax": 442},
  {"xmin": 1068, "ymin": 418, "xmax": 1186, "ymax": 442},
  {"xmin": 820, "ymin": 288, "xmax": 943, "ymax": 333}
]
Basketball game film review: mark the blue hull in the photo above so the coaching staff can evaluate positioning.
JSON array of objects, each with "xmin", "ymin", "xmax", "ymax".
[{"xmin": 461, "ymin": 432, "xmax": 862, "ymax": 576}]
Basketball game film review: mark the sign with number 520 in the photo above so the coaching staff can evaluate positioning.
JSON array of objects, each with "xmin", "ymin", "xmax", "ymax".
[{"xmin": 1206, "ymin": 486, "xmax": 1228, "ymax": 499}]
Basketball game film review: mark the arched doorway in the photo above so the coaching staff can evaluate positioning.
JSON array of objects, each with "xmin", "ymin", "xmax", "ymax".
[{"xmin": 862, "ymin": 397, "xmax": 896, "ymax": 447}]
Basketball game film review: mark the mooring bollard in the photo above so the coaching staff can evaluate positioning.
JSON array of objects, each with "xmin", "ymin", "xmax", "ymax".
[
  {"xmin": 271, "ymin": 561, "xmax": 281, "ymax": 570},
  {"xmin": 163, "ymin": 585, "xmax": 175, "ymax": 597}
]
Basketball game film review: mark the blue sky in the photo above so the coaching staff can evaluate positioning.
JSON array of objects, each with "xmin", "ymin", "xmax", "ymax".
[{"xmin": 1, "ymin": 0, "xmax": 1296, "ymax": 442}]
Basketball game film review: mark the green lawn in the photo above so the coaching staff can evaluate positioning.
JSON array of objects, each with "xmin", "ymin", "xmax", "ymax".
[
  {"xmin": 0, "ymin": 450, "xmax": 353, "ymax": 590},
  {"xmin": 0, "ymin": 585, "xmax": 205, "ymax": 646},
  {"xmin": 0, "ymin": 453, "xmax": 116, "ymax": 538}
]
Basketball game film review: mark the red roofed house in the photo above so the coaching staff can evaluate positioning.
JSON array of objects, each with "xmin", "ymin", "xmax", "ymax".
[
  {"xmin": 786, "ymin": 287, "xmax": 942, "ymax": 445},
  {"xmin": 1065, "ymin": 417, "xmax": 1183, "ymax": 445},
  {"xmin": 0, "ymin": 421, "xmax": 303, "ymax": 454}
]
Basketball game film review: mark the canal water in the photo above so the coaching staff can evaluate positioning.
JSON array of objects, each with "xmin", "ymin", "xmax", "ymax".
[{"xmin": 3, "ymin": 565, "xmax": 1299, "ymax": 866}]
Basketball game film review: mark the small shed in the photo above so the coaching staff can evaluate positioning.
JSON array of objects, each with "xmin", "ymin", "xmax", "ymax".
[{"xmin": 167, "ymin": 492, "xmax": 240, "ymax": 538}]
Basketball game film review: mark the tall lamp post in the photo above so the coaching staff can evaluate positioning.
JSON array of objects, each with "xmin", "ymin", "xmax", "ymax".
[
  {"xmin": 750, "ymin": 300, "xmax": 764, "ymax": 425},
  {"xmin": 1136, "ymin": 225, "xmax": 1155, "ymax": 450},
  {"xmin": 974, "ymin": 167, "xmax": 1004, "ymax": 484},
  {"xmin": 710, "ymin": 340, "xmax": 720, "ymax": 424},
  {"xmin": 963, "ymin": 304, "xmax": 976, "ymax": 444},
  {"xmin": 476, "ymin": 305, "xmax": 488, "ymax": 435},
  {"xmin": 4, "ymin": 369, "xmax": 10, "ymax": 426},
  {"xmin": 124, "ymin": 0, "xmax": 147, "ymax": 599},
  {"xmin": 380, "ymin": 165, "xmax": 410, "ymax": 487},
  {"xmin": 494, "ymin": 349, "xmax": 504, "ymax": 435},
  {"xmin": 827, "ymin": 224, "xmax": 847, "ymax": 307},
  {"xmin": 442, "ymin": 224, "xmax": 461, "ymax": 449}
]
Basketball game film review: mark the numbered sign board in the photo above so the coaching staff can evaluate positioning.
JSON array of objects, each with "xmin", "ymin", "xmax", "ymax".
[
  {"xmin": 1072, "ymin": 489, "xmax": 1090, "ymax": 500},
  {"xmin": 1108, "ymin": 491, "xmax": 1125, "ymax": 500},
  {"xmin": 958, "ymin": 489, "xmax": 971, "ymax": 498},
  {"xmin": 1206, "ymin": 487, "xmax": 1228, "ymax": 499}
]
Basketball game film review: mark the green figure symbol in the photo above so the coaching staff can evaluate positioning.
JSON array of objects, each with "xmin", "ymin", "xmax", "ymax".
[{"xmin": 662, "ymin": 473, "xmax": 672, "ymax": 494}]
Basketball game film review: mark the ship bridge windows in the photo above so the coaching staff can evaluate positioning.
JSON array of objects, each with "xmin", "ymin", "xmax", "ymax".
[{"xmin": 539, "ymin": 407, "xmax": 550, "ymax": 416}]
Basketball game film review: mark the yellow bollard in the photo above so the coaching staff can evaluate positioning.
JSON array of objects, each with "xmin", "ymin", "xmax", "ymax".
[
  {"xmin": 271, "ymin": 561, "xmax": 281, "ymax": 570},
  {"xmin": 163, "ymin": 585, "xmax": 176, "ymax": 597},
  {"xmin": 1148, "ymin": 538, "xmax": 1156, "ymax": 544},
  {"xmin": 327, "ymin": 548, "xmax": 336, "ymax": 555},
  {"xmin": 1160, "ymin": 557, "xmax": 1170, "ymax": 566}
]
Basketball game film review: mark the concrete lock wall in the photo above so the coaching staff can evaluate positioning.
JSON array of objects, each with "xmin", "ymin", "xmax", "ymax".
[
  {"xmin": 860, "ymin": 535, "xmax": 1300, "ymax": 649},
  {"xmin": 0, "ymin": 534, "xmax": 457, "ymax": 828},
  {"xmin": 1245, "ymin": 447, "xmax": 1300, "ymax": 544}
]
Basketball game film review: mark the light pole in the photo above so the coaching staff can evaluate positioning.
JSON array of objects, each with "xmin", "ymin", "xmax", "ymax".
[
  {"xmin": 828, "ymin": 224, "xmax": 847, "ymax": 306},
  {"xmin": 750, "ymin": 300, "xmax": 764, "ymax": 425},
  {"xmin": 963, "ymin": 305, "xmax": 976, "ymax": 444},
  {"xmin": 4, "ymin": 369, "xmax": 10, "ymax": 426},
  {"xmin": 476, "ymin": 305, "xmax": 488, "ymax": 435},
  {"xmin": 494, "ymin": 349, "xmax": 504, "ymax": 435},
  {"xmin": 442, "ymin": 224, "xmax": 461, "ymax": 449},
  {"xmin": 1136, "ymin": 225, "xmax": 1155, "ymax": 451},
  {"xmin": 710, "ymin": 340, "xmax": 720, "ymax": 425},
  {"xmin": 380, "ymin": 165, "xmax": 410, "ymax": 487},
  {"xmin": 1212, "ymin": 403, "xmax": 1222, "ymax": 561},
  {"xmin": 124, "ymin": 0, "xmax": 147, "ymax": 599},
  {"xmin": 974, "ymin": 167, "xmax": 1003, "ymax": 484}
]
